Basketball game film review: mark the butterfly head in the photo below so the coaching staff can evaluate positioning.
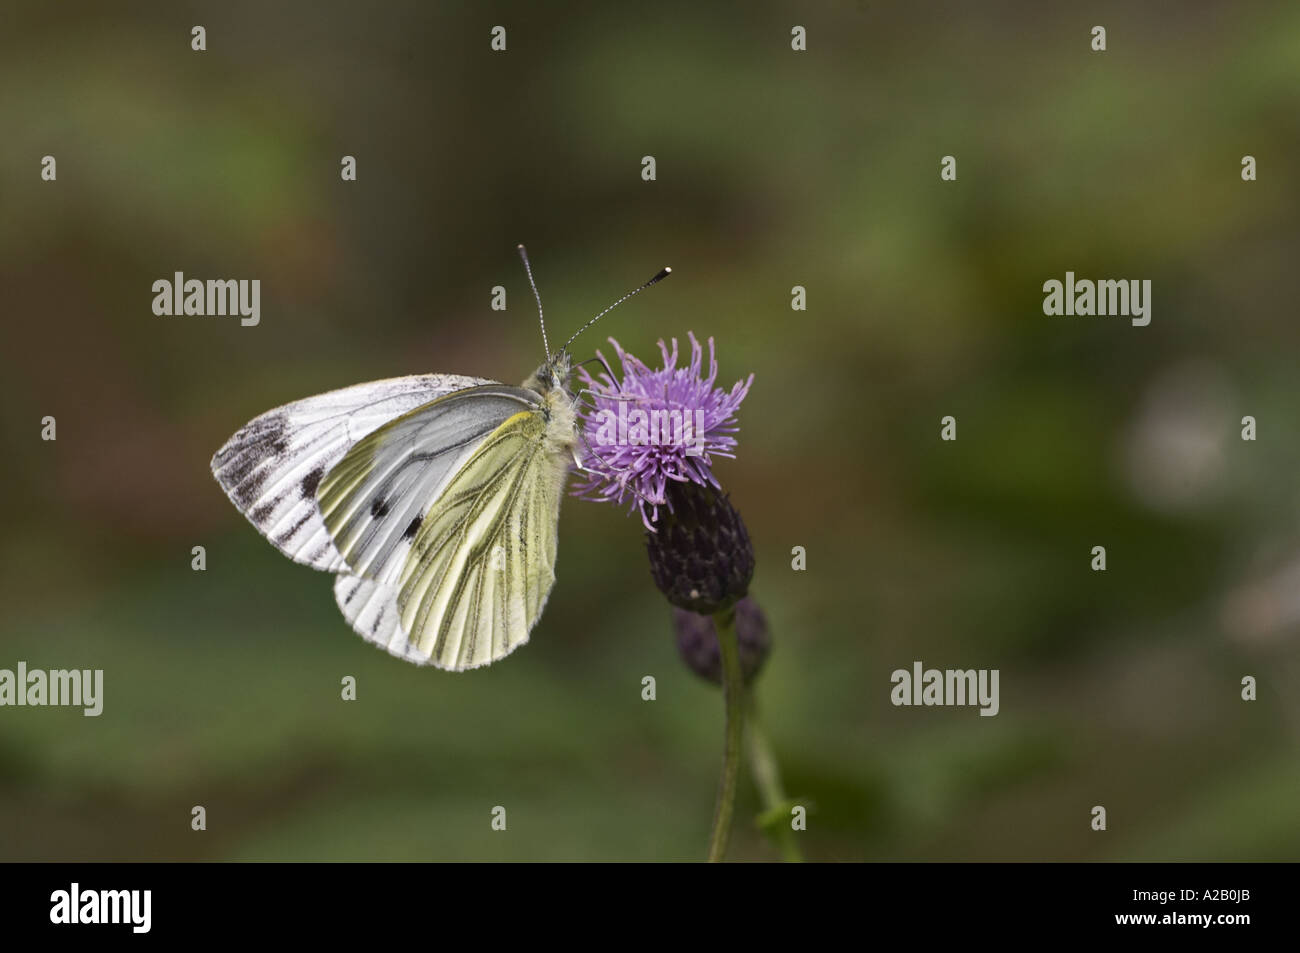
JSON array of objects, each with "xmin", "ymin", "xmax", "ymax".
[{"xmin": 524, "ymin": 350, "xmax": 574, "ymax": 396}]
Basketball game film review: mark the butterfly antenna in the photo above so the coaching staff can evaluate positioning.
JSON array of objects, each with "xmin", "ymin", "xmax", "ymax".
[
  {"xmin": 517, "ymin": 244, "xmax": 549, "ymax": 359},
  {"xmin": 560, "ymin": 266, "xmax": 672, "ymax": 355}
]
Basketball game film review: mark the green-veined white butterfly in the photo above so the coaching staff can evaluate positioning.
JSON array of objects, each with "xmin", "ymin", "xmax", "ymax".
[{"xmin": 211, "ymin": 247, "xmax": 670, "ymax": 670}]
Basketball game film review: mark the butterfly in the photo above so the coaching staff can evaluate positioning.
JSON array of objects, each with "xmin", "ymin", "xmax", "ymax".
[{"xmin": 211, "ymin": 246, "xmax": 670, "ymax": 670}]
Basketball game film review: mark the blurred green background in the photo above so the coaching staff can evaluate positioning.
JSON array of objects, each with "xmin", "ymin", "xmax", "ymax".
[{"xmin": 2, "ymin": 0, "xmax": 1299, "ymax": 861}]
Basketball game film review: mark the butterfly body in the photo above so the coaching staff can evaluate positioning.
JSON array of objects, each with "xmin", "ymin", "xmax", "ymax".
[{"xmin": 212, "ymin": 351, "xmax": 579, "ymax": 671}]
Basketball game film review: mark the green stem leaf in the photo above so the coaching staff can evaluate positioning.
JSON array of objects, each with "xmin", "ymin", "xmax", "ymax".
[{"xmin": 745, "ymin": 696, "xmax": 804, "ymax": 863}]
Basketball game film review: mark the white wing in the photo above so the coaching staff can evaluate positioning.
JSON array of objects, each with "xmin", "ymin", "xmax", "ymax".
[
  {"xmin": 317, "ymin": 387, "xmax": 570, "ymax": 669},
  {"xmin": 396, "ymin": 420, "xmax": 567, "ymax": 669},
  {"xmin": 210, "ymin": 374, "xmax": 491, "ymax": 571},
  {"xmin": 333, "ymin": 574, "xmax": 433, "ymax": 664},
  {"xmin": 315, "ymin": 384, "xmax": 541, "ymax": 588}
]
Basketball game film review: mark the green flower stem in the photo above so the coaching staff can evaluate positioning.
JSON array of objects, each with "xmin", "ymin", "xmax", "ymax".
[
  {"xmin": 707, "ymin": 606, "xmax": 744, "ymax": 863},
  {"xmin": 745, "ymin": 696, "xmax": 803, "ymax": 863}
]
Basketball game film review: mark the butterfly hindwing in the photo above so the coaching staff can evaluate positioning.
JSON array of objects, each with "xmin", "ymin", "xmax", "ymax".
[
  {"xmin": 210, "ymin": 374, "xmax": 491, "ymax": 571},
  {"xmin": 396, "ymin": 408, "xmax": 565, "ymax": 668}
]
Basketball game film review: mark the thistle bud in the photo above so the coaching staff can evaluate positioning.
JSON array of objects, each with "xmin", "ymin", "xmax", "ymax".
[
  {"xmin": 673, "ymin": 597, "xmax": 771, "ymax": 685},
  {"xmin": 646, "ymin": 480, "xmax": 754, "ymax": 614}
]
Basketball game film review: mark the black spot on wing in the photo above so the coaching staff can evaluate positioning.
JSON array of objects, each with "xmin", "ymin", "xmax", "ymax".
[
  {"xmin": 370, "ymin": 499, "xmax": 390, "ymax": 518},
  {"xmin": 301, "ymin": 466, "xmax": 324, "ymax": 499},
  {"xmin": 402, "ymin": 515, "xmax": 423, "ymax": 540}
]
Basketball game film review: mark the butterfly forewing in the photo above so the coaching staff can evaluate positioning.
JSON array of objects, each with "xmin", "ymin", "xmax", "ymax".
[{"xmin": 210, "ymin": 374, "xmax": 490, "ymax": 571}]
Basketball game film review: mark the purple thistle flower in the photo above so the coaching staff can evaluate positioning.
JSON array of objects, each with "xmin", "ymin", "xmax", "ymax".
[{"xmin": 572, "ymin": 332, "xmax": 754, "ymax": 530}]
